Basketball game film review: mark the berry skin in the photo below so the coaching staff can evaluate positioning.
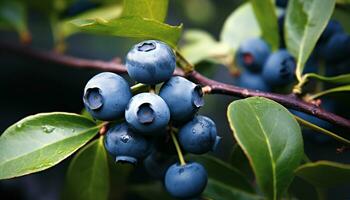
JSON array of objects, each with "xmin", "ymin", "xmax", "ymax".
[
  {"xmin": 125, "ymin": 40, "xmax": 176, "ymax": 85},
  {"xmin": 178, "ymin": 115, "xmax": 221, "ymax": 154},
  {"xmin": 319, "ymin": 20, "xmax": 343, "ymax": 43},
  {"xmin": 159, "ymin": 76, "xmax": 204, "ymax": 122},
  {"xmin": 262, "ymin": 49, "xmax": 296, "ymax": 86},
  {"xmin": 165, "ymin": 162, "xmax": 208, "ymax": 199},
  {"xmin": 143, "ymin": 151, "xmax": 176, "ymax": 179},
  {"xmin": 83, "ymin": 72, "xmax": 132, "ymax": 121},
  {"xmin": 104, "ymin": 123, "xmax": 151, "ymax": 164},
  {"xmin": 323, "ymin": 33, "xmax": 350, "ymax": 62},
  {"xmin": 235, "ymin": 38, "xmax": 271, "ymax": 72},
  {"xmin": 237, "ymin": 70, "xmax": 271, "ymax": 91},
  {"xmin": 125, "ymin": 93, "xmax": 170, "ymax": 135}
]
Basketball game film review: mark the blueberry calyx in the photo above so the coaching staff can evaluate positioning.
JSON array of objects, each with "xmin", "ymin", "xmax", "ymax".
[
  {"xmin": 137, "ymin": 103, "xmax": 155, "ymax": 124},
  {"xmin": 192, "ymin": 85, "xmax": 204, "ymax": 108},
  {"xmin": 83, "ymin": 87, "xmax": 103, "ymax": 110},
  {"xmin": 115, "ymin": 156, "xmax": 137, "ymax": 164},
  {"xmin": 243, "ymin": 52, "xmax": 254, "ymax": 65},
  {"xmin": 137, "ymin": 41, "xmax": 156, "ymax": 52}
]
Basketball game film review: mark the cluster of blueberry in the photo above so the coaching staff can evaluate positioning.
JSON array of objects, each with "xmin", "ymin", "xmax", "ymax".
[
  {"xmin": 83, "ymin": 40, "xmax": 221, "ymax": 199},
  {"xmin": 235, "ymin": 38, "xmax": 296, "ymax": 91}
]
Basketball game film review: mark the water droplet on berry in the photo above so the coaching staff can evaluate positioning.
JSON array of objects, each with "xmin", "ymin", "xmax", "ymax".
[{"xmin": 121, "ymin": 135, "xmax": 130, "ymax": 143}]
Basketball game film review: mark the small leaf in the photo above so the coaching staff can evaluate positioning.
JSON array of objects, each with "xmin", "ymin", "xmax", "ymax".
[
  {"xmin": 204, "ymin": 179, "xmax": 262, "ymax": 200},
  {"xmin": 220, "ymin": 2, "xmax": 261, "ymax": 51},
  {"xmin": 122, "ymin": 0, "xmax": 169, "ymax": 22},
  {"xmin": 71, "ymin": 16, "xmax": 182, "ymax": 48},
  {"xmin": 249, "ymin": 0, "xmax": 279, "ymax": 50},
  {"xmin": 0, "ymin": 112, "xmax": 100, "ymax": 180},
  {"xmin": 64, "ymin": 137, "xmax": 109, "ymax": 200},
  {"xmin": 181, "ymin": 29, "xmax": 232, "ymax": 64},
  {"xmin": 304, "ymin": 73, "xmax": 350, "ymax": 84},
  {"xmin": 285, "ymin": 0, "xmax": 336, "ymax": 80},
  {"xmin": 296, "ymin": 161, "xmax": 350, "ymax": 188},
  {"xmin": 227, "ymin": 97, "xmax": 304, "ymax": 200},
  {"xmin": 309, "ymin": 85, "xmax": 350, "ymax": 99}
]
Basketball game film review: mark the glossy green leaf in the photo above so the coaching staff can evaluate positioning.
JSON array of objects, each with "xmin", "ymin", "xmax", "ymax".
[
  {"xmin": 249, "ymin": 0, "xmax": 279, "ymax": 50},
  {"xmin": 304, "ymin": 73, "xmax": 350, "ymax": 84},
  {"xmin": 122, "ymin": 0, "xmax": 168, "ymax": 22},
  {"xmin": 285, "ymin": 0, "xmax": 336, "ymax": 80},
  {"xmin": 220, "ymin": 2, "xmax": 261, "ymax": 51},
  {"xmin": 0, "ymin": 112, "xmax": 100, "ymax": 180},
  {"xmin": 227, "ymin": 97, "xmax": 304, "ymax": 200},
  {"xmin": 0, "ymin": 0, "xmax": 30, "ymax": 42},
  {"xmin": 189, "ymin": 155, "xmax": 255, "ymax": 194},
  {"xmin": 309, "ymin": 85, "xmax": 350, "ymax": 99},
  {"xmin": 288, "ymin": 176, "xmax": 322, "ymax": 200},
  {"xmin": 64, "ymin": 137, "xmax": 109, "ymax": 200},
  {"xmin": 204, "ymin": 179, "xmax": 262, "ymax": 200},
  {"xmin": 230, "ymin": 144, "xmax": 254, "ymax": 180},
  {"xmin": 296, "ymin": 161, "xmax": 350, "ymax": 188},
  {"xmin": 71, "ymin": 16, "xmax": 182, "ymax": 48},
  {"xmin": 181, "ymin": 29, "xmax": 232, "ymax": 64}
]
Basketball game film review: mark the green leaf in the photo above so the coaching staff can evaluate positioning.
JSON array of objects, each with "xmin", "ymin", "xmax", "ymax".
[
  {"xmin": 304, "ymin": 73, "xmax": 350, "ymax": 84},
  {"xmin": 188, "ymin": 155, "xmax": 255, "ymax": 194},
  {"xmin": 71, "ymin": 16, "xmax": 182, "ymax": 48},
  {"xmin": 309, "ymin": 85, "xmax": 350, "ymax": 99},
  {"xmin": 227, "ymin": 97, "xmax": 304, "ymax": 200},
  {"xmin": 220, "ymin": 2, "xmax": 261, "ymax": 51},
  {"xmin": 129, "ymin": 182, "xmax": 174, "ymax": 200},
  {"xmin": 288, "ymin": 176, "xmax": 322, "ymax": 200},
  {"xmin": 204, "ymin": 179, "xmax": 262, "ymax": 200},
  {"xmin": 296, "ymin": 161, "xmax": 350, "ymax": 188},
  {"xmin": 285, "ymin": 0, "xmax": 336, "ymax": 80},
  {"xmin": 0, "ymin": 112, "xmax": 100, "ymax": 180},
  {"xmin": 333, "ymin": 7, "xmax": 350, "ymax": 34},
  {"xmin": 122, "ymin": 0, "xmax": 169, "ymax": 22},
  {"xmin": 249, "ymin": 0, "xmax": 279, "ymax": 50},
  {"xmin": 230, "ymin": 144, "xmax": 254, "ymax": 180},
  {"xmin": 336, "ymin": 0, "xmax": 350, "ymax": 4},
  {"xmin": 64, "ymin": 137, "xmax": 109, "ymax": 200},
  {"xmin": 181, "ymin": 29, "xmax": 232, "ymax": 64},
  {"xmin": 0, "ymin": 0, "xmax": 30, "ymax": 42}
]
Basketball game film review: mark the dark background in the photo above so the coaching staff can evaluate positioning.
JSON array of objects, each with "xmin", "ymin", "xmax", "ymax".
[{"xmin": 0, "ymin": 0, "xmax": 349, "ymax": 199}]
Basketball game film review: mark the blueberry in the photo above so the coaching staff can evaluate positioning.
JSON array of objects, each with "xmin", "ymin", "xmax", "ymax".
[
  {"xmin": 276, "ymin": 0, "xmax": 288, "ymax": 8},
  {"xmin": 104, "ymin": 123, "xmax": 151, "ymax": 164},
  {"xmin": 323, "ymin": 33, "xmax": 350, "ymax": 62},
  {"xmin": 237, "ymin": 70, "xmax": 271, "ymax": 91},
  {"xmin": 143, "ymin": 151, "xmax": 176, "ymax": 179},
  {"xmin": 125, "ymin": 93, "xmax": 170, "ymax": 135},
  {"xmin": 178, "ymin": 115, "xmax": 221, "ymax": 154},
  {"xmin": 165, "ymin": 162, "xmax": 208, "ymax": 199},
  {"xmin": 83, "ymin": 72, "xmax": 132, "ymax": 121},
  {"xmin": 262, "ymin": 49, "xmax": 296, "ymax": 86},
  {"xmin": 159, "ymin": 76, "xmax": 204, "ymax": 122},
  {"xmin": 126, "ymin": 40, "xmax": 176, "ymax": 84},
  {"xmin": 319, "ymin": 20, "xmax": 343, "ymax": 43},
  {"xmin": 278, "ymin": 13, "xmax": 286, "ymax": 48},
  {"xmin": 235, "ymin": 38, "xmax": 271, "ymax": 72}
]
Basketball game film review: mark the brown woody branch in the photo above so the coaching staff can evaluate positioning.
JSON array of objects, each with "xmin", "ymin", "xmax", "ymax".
[{"xmin": 1, "ymin": 42, "xmax": 349, "ymax": 130}]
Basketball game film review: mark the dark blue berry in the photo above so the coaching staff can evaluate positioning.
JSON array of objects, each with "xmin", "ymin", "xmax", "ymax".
[
  {"xmin": 237, "ymin": 70, "xmax": 271, "ymax": 91},
  {"xmin": 104, "ymin": 123, "xmax": 151, "ymax": 164},
  {"xmin": 83, "ymin": 72, "xmax": 132, "ymax": 121},
  {"xmin": 165, "ymin": 162, "xmax": 208, "ymax": 199},
  {"xmin": 262, "ymin": 49, "xmax": 296, "ymax": 86},
  {"xmin": 125, "ymin": 93, "xmax": 170, "ymax": 135},
  {"xmin": 235, "ymin": 38, "xmax": 271, "ymax": 72},
  {"xmin": 126, "ymin": 40, "xmax": 176, "ymax": 84},
  {"xmin": 319, "ymin": 20, "xmax": 343, "ymax": 43},
  {"xmin": 323, "ymin": 33, "xmax": 350, "ymax": 62},
  {"xmin": 178, "ymin": 115, "xmax": 221, "ymax": 154},
  {"xmin": 159, "ymin": 76, "xmax": 204, "ymax": 122}
]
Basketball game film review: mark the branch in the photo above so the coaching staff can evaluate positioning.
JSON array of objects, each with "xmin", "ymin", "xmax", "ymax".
[{"xmin": 1, "ymin": 42, "xmax": 349, "ymax": 130}]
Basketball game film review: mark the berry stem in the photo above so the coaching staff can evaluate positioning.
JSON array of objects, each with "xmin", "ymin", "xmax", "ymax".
[
  {"xmin": 170, "ymin": 127, "xmax": 186, "ymax": 166},
  {"xmin": 149, "ymin": 85, "xmax": 156, "ymax": 94}
]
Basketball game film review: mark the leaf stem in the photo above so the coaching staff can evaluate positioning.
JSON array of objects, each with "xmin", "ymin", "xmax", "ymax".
[
  {"xmin": 294, "ymin": 115, "xmax": 350, "ymax": 145},
  {"xmin": 175, "ymin": 50, "xmax": 194, "ymax": 74},
  {"xmin": 170, "ymin": 127, "xmax": 186, "ymax": 166}
]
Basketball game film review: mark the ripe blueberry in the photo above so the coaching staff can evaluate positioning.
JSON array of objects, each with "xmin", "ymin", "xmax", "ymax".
[
  {"xmin": 104, "ymin": 123, "xmax": 151, "ymax": 164},
  {"xmin": 126, "ymin": 40, "xmax": 176, "ymax": 85},
  {"xmin": 178, "ymin": 115, "xmax": 221, "ymax": 154},
  {"xmin": 262, "ymin": 49, "xmax": 296, "ymax": 86},
  {"xmin": 159, "ymin": 76, "xmax": 204, "ymax": 122},
  {"xmin": 125, "ymin": 93, "xmax": 170, "ymax": 135},
  {"xmin": 83, "ymin": 72, "xmax": 132, "ymax": 121},
  {"xmin": 319, "ymin": 20, "xmax": 343, "ymax": 43},
  {"xmin": 235, "ymin": 38, "xmax": 271, "ymax": 72},
  {"xmin": 165, "ymin": 162, "xmax": 208, "ymax": 199},
  {"xmin": 143, "ymin": 151, "xmax": 176, "ymax": 179},
  {"xmin": 237, "ymin": 70, "xmax": 271, "ymax": 91},
  {"xmin": 323, "ymin": 33, "xmax": 350, "ymax": 62}
]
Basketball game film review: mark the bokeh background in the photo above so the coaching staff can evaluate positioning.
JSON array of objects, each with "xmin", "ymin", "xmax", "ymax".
[{"xmin": 0, "ymin": 0, "xmax": 349, "ymax": 199}]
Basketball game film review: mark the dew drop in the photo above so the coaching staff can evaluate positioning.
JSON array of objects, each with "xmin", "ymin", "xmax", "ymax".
[
  {"xmin": 42, "ymin": 125, "xmax": 55, "ymax": 134},
  {"xmin": 16, "ymin": 123, "xmax": 23, "ymax": 129}
]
